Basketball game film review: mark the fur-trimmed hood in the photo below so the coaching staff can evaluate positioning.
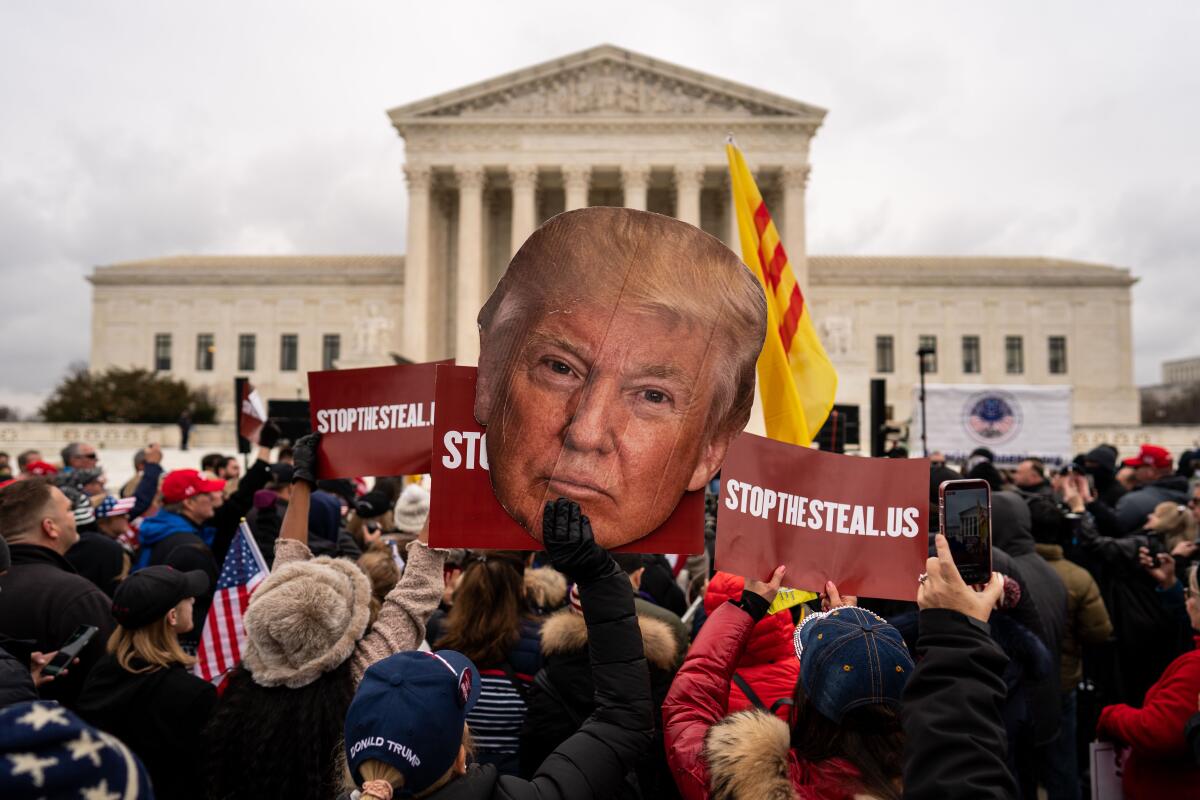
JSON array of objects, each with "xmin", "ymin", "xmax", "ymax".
[
  {"xmin": 538, "ymin": 607, "xmax": 677, "ymax": 670},
  {"xmin": 705, "ymin": 710, "xmax": 879, "ymax": 800},
  {"xmin": 524, "ymin": 566, "xmax": 568, "ymax": 612}
]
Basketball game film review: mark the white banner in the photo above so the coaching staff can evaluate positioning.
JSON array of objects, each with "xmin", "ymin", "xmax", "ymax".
[{"xmin": 909, "ymin": 384, "xmax": 1073, "ymax": 466}]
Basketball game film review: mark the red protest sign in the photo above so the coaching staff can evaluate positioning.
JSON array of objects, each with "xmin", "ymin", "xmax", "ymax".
[
  {"xmin": 307, "ymin": 363, "xmax": 441, "ymax": 479},
  {"xmin": 429, "ymin": 364, "xmax": 703, "ymax": 552},
  {"xmin": 715, "ymin": 433, "xmax": 930, "ymax": 601}
]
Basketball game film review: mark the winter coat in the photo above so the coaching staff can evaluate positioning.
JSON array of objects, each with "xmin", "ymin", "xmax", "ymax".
[
  {"xmin": 901, "ymin": 609, "xmax": 1017, "ymax": 800},
  {"xmin": 412, "ymin": 558, "xmax": 655, "ymax": 800},
  {"xmin": 520, "ymin": 608, "xmax": 679, "ymax": 798},
  {"xmin": 1115, "ymin": 475, "xmax": 1190, "ymax": 534},
  {"xmin": 1097, "ymin": 636, "xmax": 1200, "ymax": 799},
  {"xmin": 1034, "ymin": 543, "xmax": 1113, "ymax": 691},
  {"xmin": 66, "ymin": 529, "xmax": 129, "ymax": 597},
  {"xmin": 135, "ymin": 509, "xmax": 207, "ymax": 571},
  {"xmin": 635, "ymin": 595, "xmax": 689, "ymax": 665},
  {"xmin": 0, "ymin": 643, "xmax": 37, "ymax": 707},
  {"xmin": 1074, "ymin": 513, "xmax": 1191, "ymax": 704},
  {"xmin": 245, "ymin": 490, "xmax": 285, "ymax": 566},
  {"xmin": 0, "ymin": 544, "xmax": 115, "ymax": 709},
  {"xmin": 468, "ymin": 617, "xmax": 544, "ymax": 776},
  {"xmin": 642, "ymin": 555, "xmax": 688, "ymax": 616},
  {"xmin": 702, "ymin": 572, "xmax": 800, "ymax": 719},
  {"xmin": 272, "ymin": 537, "xmax": 446, "ymax": 685},
  {"xmin": 663, "ymin": 601, "xmax": 877, "ymax": 800},
  {"xmin": 990, "ymin": 490, "xmax": 1068, "ymax": 744},
  {"xmin": 77, "ymin": 653, "xmax": 216, "ymax": 800}
]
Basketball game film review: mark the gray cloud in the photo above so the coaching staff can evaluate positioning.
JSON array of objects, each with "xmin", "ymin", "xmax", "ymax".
[{"xmin": 2, "ymin": 0, "xmax": 1198, "ymax": 413}]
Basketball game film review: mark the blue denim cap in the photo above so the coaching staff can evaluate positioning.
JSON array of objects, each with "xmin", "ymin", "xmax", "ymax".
[
  {"xmin": 344, "ymin": 650, "xmax": 481, "ymax": 793},
  {"xmin": 793, "ymin": 606, "xmax": 914, "ymax": 722}
]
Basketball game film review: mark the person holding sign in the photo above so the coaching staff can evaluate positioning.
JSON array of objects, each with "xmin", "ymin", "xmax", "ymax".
[
  {"xmin": 663, "ymin": 535, "xmax": 1010, "ymax": 800},
  {"xmin": 474, "ymin": 207, "xmax": 766, "ymax": 549}
]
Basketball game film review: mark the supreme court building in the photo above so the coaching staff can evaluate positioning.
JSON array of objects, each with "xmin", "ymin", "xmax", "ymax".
[{"xmin": 89, "ymin": 45, "xmax": 1140, "ymax": 436}]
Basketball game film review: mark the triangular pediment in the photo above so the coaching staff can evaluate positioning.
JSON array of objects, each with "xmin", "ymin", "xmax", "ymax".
[{"xmin": 388, "ymin": 44, "xmax": 825, "ymax": 123}]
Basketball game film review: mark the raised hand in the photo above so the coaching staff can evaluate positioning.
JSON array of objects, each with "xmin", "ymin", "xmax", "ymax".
[
  {"xmin": 542, "ymin": 498, "xmax": 611, "ymax": 585},
  {"xmin": 291, "ymin": 433, "xmax": 321, "ymax": 487},
  {"xmin": 744, "ymin": 565, "xmax": 786, "ymax": 605},
  {"xmin": 918, "ymin": 533, "xmax": 1004, "ymax": 623}
]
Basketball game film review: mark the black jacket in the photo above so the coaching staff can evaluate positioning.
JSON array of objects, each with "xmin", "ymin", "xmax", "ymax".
[
  {"xmin": 520, "ymin": 609, "xmax": 681, "ymax": 799},
  {"xmin": 77, "ymin": 653, "xmax": 216, "ymax": 800},
  {"xmin": 66, "ymin": 529, "xmax": 128, "ymax": 597},
  {"xmin": 0, "ymin": 544, "xmax": 115, "ymax": 709},
  {"xmin": 1074, "ymin": 513, "xmax": 1191, "ymax": 704},
  {"xmin": 423, "ymin": 558, "xmax": 654, "ymax": 800},
  {"xmin": 902, "ymin": 609, "xmax": 1016, "ymax": 800},
  {"xmin": 991, "ymin": 490, "xmax": 1068, "ymax": 745},
  {"xmin": 0, "ymin": 642, "xmax": 37, "ymax": 707}
]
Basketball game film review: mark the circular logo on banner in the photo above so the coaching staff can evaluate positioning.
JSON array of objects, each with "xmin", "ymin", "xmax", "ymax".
[{"xmin": 962, "ymin": 392, "xmax": 1022, "ymax": 445}]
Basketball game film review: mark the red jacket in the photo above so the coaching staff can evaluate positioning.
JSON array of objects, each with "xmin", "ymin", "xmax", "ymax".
[
  {"xmin": 1097, "ymin": 636, "xmax": 1200, "ymax": 799},
  {"xmin": 663, "ymin": 600, "xmax": 865, "ymax": 800},
  {"xmin": 703, "ymin": 572, "xmax": 800, "ymax": 720}
]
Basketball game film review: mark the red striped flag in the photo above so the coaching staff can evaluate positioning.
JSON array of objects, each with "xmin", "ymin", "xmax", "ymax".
[{"xmin": 195, "ymin": 520, "xmax": 269, "ymax": 684}]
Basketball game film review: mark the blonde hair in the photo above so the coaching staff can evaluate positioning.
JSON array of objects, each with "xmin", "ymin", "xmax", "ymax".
[
  {"xmin": 477, "ymin": 207, "xmax": 767, "ymax": 440},
  {"xmin": 108, "ymin": 615, "xmax": 193, "ymax": 674},
  {"xmin": 1149, "ymin": 501, "xmax": 1198, "ymax": 551},
  {"xmin": 353, "ymin": 724, "xmax": 473, "ymax": 799}
]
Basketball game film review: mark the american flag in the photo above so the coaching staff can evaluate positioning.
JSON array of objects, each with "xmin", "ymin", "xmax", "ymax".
[{"xmin": 195, "ymin": 520, "xmax": 269, "ymax": 684}]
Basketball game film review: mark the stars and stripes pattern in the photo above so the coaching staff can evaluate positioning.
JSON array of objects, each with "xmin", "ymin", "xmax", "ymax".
[
  {"xmin": 195, "ymin": 520, "xmax": 269, "ymax": 684},
  {"xmin": 726, "ymin": 140, "xmax": 838, "ymax": 446}
]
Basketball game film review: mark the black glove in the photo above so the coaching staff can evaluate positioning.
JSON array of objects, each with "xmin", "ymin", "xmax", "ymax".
[
  {"xmin": 291, "ymin": 433, "xmax": 320, "ymax": 487},
  {"xmin": 542, "ymin": 498, "xmax": 612, "ymax": 585},
  {"xmin": 258, "ymin": 421, "xmax": 282, "ymax": 449}
]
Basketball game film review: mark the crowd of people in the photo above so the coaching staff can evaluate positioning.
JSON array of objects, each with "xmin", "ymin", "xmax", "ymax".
[{"xmin": 0, "ymin": 431, "xmax": 1198, "ymax": 799}]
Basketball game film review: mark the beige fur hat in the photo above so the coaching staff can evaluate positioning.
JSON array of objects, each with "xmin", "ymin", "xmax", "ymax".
[{"xmin": 241, "ymin": 556, "xmax": 372, "ymax": 688}]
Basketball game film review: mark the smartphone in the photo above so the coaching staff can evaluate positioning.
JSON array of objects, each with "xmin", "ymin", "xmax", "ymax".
[
  {"xmin": 43, "ymin": 624, "xmax": 99, "ymax": 677},
  {"xmin": 938, "ymin": 479, "xmax": 993, "ymax": 585}
]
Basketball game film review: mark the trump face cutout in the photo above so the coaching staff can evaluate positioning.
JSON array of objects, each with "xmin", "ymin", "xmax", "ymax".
[{"xmin": 475, "ymin": 207, "xmax": 766, "ymax": 549}]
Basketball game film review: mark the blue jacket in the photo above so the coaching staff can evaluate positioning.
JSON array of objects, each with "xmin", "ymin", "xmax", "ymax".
[{"xmin": 134, "ymin": 511, "xmax": 211, "ymax": 571}]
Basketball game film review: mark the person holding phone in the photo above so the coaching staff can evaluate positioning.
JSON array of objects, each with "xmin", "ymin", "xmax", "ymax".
[
  {"xmin": 76, "ymin": 565, "xmax": 215, "ymax": 800},
  {"xmin": 0, "ymin": 479, "xmax": 114, "ymax": 709},
  {"xmin": 1096, "ymin": 563, "xmax": 1200, "ymax": 798}
]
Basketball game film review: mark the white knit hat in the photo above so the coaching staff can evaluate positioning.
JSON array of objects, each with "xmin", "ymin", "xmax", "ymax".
[
  {"xmin": 241, "ymin": 556, "xmax": 371, "ymax": 688},
  {"xmin": 393, "ymin": 483, "xmax": 430, "ymax": 534}
]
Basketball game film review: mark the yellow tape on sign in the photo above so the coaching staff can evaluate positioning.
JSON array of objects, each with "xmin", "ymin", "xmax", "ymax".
[{"xmin": 768, "ymin": 587, "xmax": 818, "ymax": 615}]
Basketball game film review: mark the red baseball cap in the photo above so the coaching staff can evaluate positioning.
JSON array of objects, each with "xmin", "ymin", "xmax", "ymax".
[
  {"xmin": 161, "ymin": 469, "xmax": 225, "ymax": 504},
  {"xmin": 1122, "ymin": 444, "xmax": 1171, "ymax": 470},
  {"xmin": 25, "ymin": 461, "xmax": 59, "ymax": 476}
]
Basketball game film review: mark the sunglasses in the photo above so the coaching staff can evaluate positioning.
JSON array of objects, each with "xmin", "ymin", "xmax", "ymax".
[{"xmin": 79, "ymin": 453, "xmax": 98, "ymax": 460}]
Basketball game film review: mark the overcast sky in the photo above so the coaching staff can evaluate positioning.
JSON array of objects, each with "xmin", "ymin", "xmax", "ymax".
[{"xmin": 2, "ymin": 1, "xmax": 1198, "ymax": 412}]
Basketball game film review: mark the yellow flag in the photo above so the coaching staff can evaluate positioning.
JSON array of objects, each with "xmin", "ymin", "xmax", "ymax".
[{"xmin": 727, "ymin": 142, "xmax": 838, "ymax": 445}]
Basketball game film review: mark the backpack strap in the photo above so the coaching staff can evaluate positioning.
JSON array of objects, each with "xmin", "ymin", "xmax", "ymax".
[{"xmin": 731, "ymin": 673, "xmax": 768, "ymax": 711}]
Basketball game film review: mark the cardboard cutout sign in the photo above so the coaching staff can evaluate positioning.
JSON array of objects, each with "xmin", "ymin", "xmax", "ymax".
[
  {"xmin": 307, "ymin": 363, "xmax": 440, "ymax": 479},
  {"xmin": 715, "ymin": 433, "xmax": 930, "ymax": 602},
  {"xmin": 473, "ymin": 207, "xmax": 767, "ymax": 549},
  {"xmin": 429, "ymin": 364, "xmax": 703, "ymax": 552}
]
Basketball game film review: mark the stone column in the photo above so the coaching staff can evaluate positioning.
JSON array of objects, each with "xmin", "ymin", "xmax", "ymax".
[
  {"xmin": 724, "ymin": 175, "xmax": 740, "ymax": 250},
  {"xmin": 402, "ymin": 165, "xmax": 432, "ymax": 361},
  {"xmin": 782, "ymin": 164, "xmax": 811, "ymax": 288},
  {"xmin": 454, "ymin": 166, "xmax": 486, "ymax": 365},
  {"xmin": 562, "ymin": 165, "xmax": 591, "ymax": 211},
  {"xmin": 509, "ymin": 165, "xmax": 538, "ymax": 256},
  {"xmin": 621, "ymin": 165, "xmax": 651, "ymax": 211},
  {"xmin": 674, "ymin": 165, "xmax": 704, "ymax": 227}
]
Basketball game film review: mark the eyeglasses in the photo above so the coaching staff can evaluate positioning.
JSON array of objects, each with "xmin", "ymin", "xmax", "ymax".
[{"xmin": 79, "ymin": 453, "xmax": 98, "ymax": 461}]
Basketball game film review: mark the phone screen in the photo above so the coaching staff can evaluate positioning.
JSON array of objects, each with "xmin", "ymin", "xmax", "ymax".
[
  {"xmin": 44, "ymin": 624, "xmax": 99, "ymax": 676},
  {"xmin": 938, "ymin": 479, "xmax": 993, "ymax": 585}
]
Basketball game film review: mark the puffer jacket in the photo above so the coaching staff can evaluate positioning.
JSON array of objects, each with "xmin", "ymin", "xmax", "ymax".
[
  {"xmin": 1114, "ymin": 475, "xmax": 1190, "ymax": 534},
  {"xmin": 1097, "ymin": 637, "xmax": 1200, "ymax": 799},
  {"xmin": 1034, "ymin": 543, "xmax": 1113, "ymax": 691},
  {"xmin": 702, "ymin": 572, "xmax": 800, "ymax": 719},
  {"xmin": 414, "ymin": 557, "xmax": 655, "ymax": 800},
  {"xmin": 663, "ymin": 601, "xmax": 873, "ymax": 800},
  {"xmin": 520, "ymin": 608, "xmax": 680, "ymax": 798}
]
